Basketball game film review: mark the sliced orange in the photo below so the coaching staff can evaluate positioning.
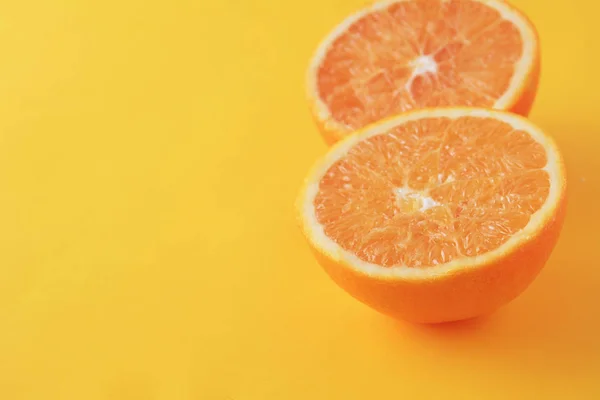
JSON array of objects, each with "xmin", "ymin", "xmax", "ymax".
[
  {"xmin": 296, "ymin": 108, "xmax": 566, "ymax": 324},
  {"xmin": 307, "ymin": 0, "xmax": 541, "ymax": 145}
]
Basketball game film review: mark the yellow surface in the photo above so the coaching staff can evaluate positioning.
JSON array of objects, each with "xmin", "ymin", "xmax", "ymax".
[{"xmin": 0, "ymin": 0, "xmax": 597, "ymax": 398}]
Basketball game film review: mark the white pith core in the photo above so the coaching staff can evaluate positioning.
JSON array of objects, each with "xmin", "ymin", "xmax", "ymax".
[
  {"xmin": 395, "ymin": 187, "xmax": 440, "ymax": 212},
  {"xmin": 404, "ymin": 55, "xmax": 439, "ymax": 98},
  {"xmin": 411, "ymin": 55, "xmax": 438, "ymax": 76}
]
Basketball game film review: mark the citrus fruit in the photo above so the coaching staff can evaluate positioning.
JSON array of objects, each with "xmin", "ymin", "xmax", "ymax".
[
  {"xmin": 296, "ymin": 108, "xmax": 566, "ymax": 324},
  {"xmin": 307, "ymin": 0, "xmax": 541, "ymax": 145}
]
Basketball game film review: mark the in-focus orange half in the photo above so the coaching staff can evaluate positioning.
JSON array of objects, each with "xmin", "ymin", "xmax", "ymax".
[
  {"xmin": 297, "ymin": 108, "xmax": 566, "ymax": 324},
  {"xmin": 307, "ymin": 0, "xmax": 541, "ymax": 145}
]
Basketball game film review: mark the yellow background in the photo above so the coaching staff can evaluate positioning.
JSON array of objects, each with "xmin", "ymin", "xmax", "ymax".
[{"xmin": 0, "ymin": 0, "xmax": 597, "ymax": 398}]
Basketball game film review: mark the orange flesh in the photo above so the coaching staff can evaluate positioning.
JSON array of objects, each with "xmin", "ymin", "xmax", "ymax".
[
  {"xmin": 314, "ymin": 116, "xmax": 550, "ymax": 267},
  {"xmin": 317, "ymin": 0, "xmax": 524, "ymax": 131}
]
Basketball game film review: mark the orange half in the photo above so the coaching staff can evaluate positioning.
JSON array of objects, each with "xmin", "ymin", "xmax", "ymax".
[
  {"xmin": 297, "ymin": 108, "xmax": 566, "ymax": 324},
  {"xmin": 307, "ymin": 0, "xmax": 541, "ymax": 144}
]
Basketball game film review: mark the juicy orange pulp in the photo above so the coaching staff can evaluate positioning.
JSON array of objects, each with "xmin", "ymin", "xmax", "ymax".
[
  {"xmin": 315, "ymin": 115, "xmax": 549, "ymax": 267},
  {"xmin": 310, "ymin": 0, "xmax": 540, "ymax": 143}
]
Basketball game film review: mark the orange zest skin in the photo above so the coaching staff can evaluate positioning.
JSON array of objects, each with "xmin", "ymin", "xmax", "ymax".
[
  {"xmin": 307, "ymin": 0, "xmax": 541, "ymax": 145},
  {"xmin": 307, "ymin": 199, "xmax": 565, "ymax": 323},
  {"xmin": 297, "ymin": 108, "xmax": 566, "ymax": 324}
]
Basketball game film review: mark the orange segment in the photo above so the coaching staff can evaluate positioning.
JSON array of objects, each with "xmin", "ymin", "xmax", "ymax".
[
  {"xmin": 297, "ymin": 108, "xmax": 566, "ymax": 324},
  {"xmin": 307, "ymin": 0, "xmax": 540, "ymax": 144}
]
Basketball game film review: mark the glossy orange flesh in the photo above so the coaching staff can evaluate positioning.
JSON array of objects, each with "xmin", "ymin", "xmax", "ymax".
[
  {"xmin": 314, "ymin": 116, "xmax": 549, "ymax": 267},
  {"xmin": 317, "ymin": 0, "xmax": 524, "ymax": 131}
]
